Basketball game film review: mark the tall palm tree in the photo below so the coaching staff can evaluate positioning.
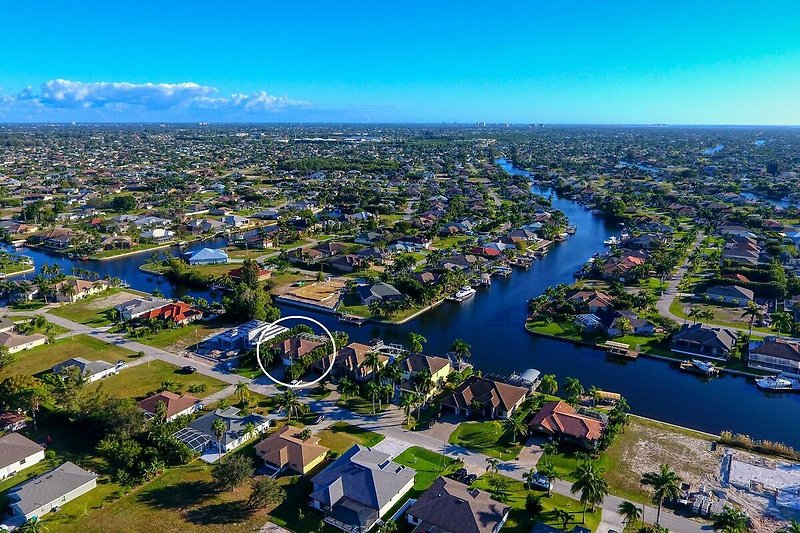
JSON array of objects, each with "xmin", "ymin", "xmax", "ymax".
[
  {"xmin": 641, "ymin": 463, "xmax": 682, "ymax": 526},
  {"xmin": 366, "ymin": 380, "xmax": 381, "ymax": 414},
  {"xmin": 539, "ymin": 374, "xmax": 558, "ymax": 396},
  {"xmin": 339, "ymin": 377, "xmax": 359, "ymax": 401},
  {"xmin": 400, "ymin": 393, "xmax": 416, "ymax": 426},
  {"xmin": 235, "ymin": 382, "xmax": 250, "ymax": 405},
  {"xmin": 551, "ymin": 508, "xmax": 572, "ymax": 530},
  {"xmin": 211, "ymin": 417, "xmax": 226, "ymax": 463},
  {"xmin": 502, "ymin": 416, "xmax": 527, "ymax": 444},
  {"xmin": 361, "ymin": 350, "xmax": 383, "ymax": 381},
  {"xmin": 687, "ymin": 306, "xmax": 701, "ymax": 324},
  {"xmin": 485, "ymin": 457, "xmax": 500, "ymax": 474},
  {"xmin": 564, "ymin": 377, "xmax": 584, "ymax": 404},
  {"xmin": 570, "ymin": 461, "xmax": 609, "ymax": 523},
  {"xmin": 618, "ymin": 500, "xmax": 642, "ymax": 531},
  {"xmin": 276, "ymin": 390, "xmax": 302, "ymax": 422},
  {"xmin": 537, "ymin": 458, "xmax": 556, "ymax": 496},
  {"xmin": 381, "ymin": 361, "xmax": 403, "ymax": 389},
  {"xmin": 413, "ymin": 369, "xmax": 434, "ymax": 399},
  {"xmin": 450, "ymin": 338, "xmax": 471, "ymax": 367},
  {"xmin": 740, "ymin": 302, "xmax": 764, "ymax": 339},
  {"xmin": 244, "ymin": 421, "xmax": 257, "ymax": 440},
  {"xmin": 522, "ymin": 467, "xmax": 537, "ymax": 490},
  {"xmin": 408, "ymin": 332, "xmax": 427, "ymax": 354}
]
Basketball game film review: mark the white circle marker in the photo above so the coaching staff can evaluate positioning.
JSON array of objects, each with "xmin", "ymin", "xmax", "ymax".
[{"xmin": 254, "ymin": 315, "xmax": 337, "ymax": 389}]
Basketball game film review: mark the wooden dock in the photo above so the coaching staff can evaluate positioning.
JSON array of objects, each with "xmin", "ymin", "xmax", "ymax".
[{"xmin": 599, "ymin": 340, "xmax": 639, "ymax": 359}]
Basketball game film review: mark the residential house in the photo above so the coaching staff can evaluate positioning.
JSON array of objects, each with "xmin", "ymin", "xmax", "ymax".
[
  {"xmin": 329, "ymin": 254, "xmax": 368, "ymax": 273},
  {"xmin": 440, "ymin": 376, "xmax": 529, "ymax": 419},
  {"xmin": 670, "ymin": 324, "xmax": 738, "ymax": 360},
  {"xmin": 272, "ymin": 334, "xmax": 326, "ymax": 366},
  {"xmin": 185, "ymin": 247, "xmax": 229, "ymax": 265},
  {"xmin": 138, "ymin": 391, "xmax": 203, "ymax": 422},
  {"xmin": 213, "ymin": 320, "xmax": 288, "ymax": 351},
  {"xmin": 529, "ymin": 401, "xmax": 605, "ymax": 449},
  {"xmin": 51, "ymin": 357, "xmax": 124, "ymax": 383},
  {"xmin": 254, "ymin": 426, "xmax": 329, "ymax": 475},
  {"xmin": 405, "ymin": 477, "xmax": 510, "ymax": 533},
  {"xmin": 7, "ymin": 461, "xmax": 97, "ymax": 521},
  {"xmin": 52, "ymin": 278, "xmax": 109, "ymax": 303},
  {"xmin": 310, "ymin": 445, "xmax": 415, "ymax": 532},
  {"xmin": 141, "ymin": 227, "xmax": 175, "ymax": 243},
  {"xmin": 115, "ymin": 297, "xmax": 172, "ymax": 321},
  {"xmin": 356, "ymin": 282, "xmax": 403, "ymax": 306},
  {"xmin": 398, "ymin": 354, "xmax": 451, "ymax": 400},
  {"xmin": 703, "ymin": 285, "xmax": 754, "ymax": 306},
  {"xmin": 0, "ymin": 413, "xmax": 27, "ymax": 434},
  {"xmin": 175, "ymin": 407, "xmax": 272, "ymax": 455},
  {"xmin": 229, "ymin": 265, "xmax": 272, "ymax": 281},
  {"xmin": 0, "ymin": 331, "xmax": 48, "ymax": 354},
  {"xmin": 0, "ymin": 433, "xmax": 45, "ymax": 480},
  {"xmin": 566, "ymin": 290, "xmax": 614, "ymax": 313},
  {"xmin": 325, "ymin": 342, "xmax": 389, "ymax": 381},
  {"xmin": 141, "ymin": 301, "xmax": 203, "ymax": 325},
  {"xmin": 748, "ymin": 337, "xmax": 800, "ymax": 376}
]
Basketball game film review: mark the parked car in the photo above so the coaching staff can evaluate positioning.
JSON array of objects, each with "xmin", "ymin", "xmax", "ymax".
[
  {"xmin": 453, "ymin": 467, "xmax": 468, "ymax": 481},
  {"xmin": 463, "ymin": 473, "xmax": 478, "ymax": 485},
  {"xmin": 529, "ymin": 473, "xmax": 551, "ymax": 491},
  {"xmin": 182, "ymin": 365, "xmax": 197, "ymax": 374},
  {"xmin": 313, "ymin": 414, "xmax": 325, "ymax": 425}
]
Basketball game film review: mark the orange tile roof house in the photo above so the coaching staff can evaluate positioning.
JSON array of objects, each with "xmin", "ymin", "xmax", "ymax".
[
  {"xmin": 272, "ymin": 335, "xmax": 326, "ymax": 365},
  {"xmin": 138, "ymin": 391, "xmax": 203, "ymax": 422},
  {"xmin": 529, "ymin": 400, "xmax": 605, "ymax": 449},
  {"xmin": 440, "ymin": 376, "xmax": 529, "ymax": 419},
  {"xmin": 254, "ymin": 426, "xmax": 329, "ymax": 475},
  {"xmin": 141, "ymin": 301, "xmax": 203, "ymax": 325},
  {"xmin": 405, "ymin": 477, "xmax": 510, "ymax": 533}
]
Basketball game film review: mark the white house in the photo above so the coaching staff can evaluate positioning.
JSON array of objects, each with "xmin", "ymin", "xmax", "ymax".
[
  {"xmin": 7, "ymin": 461, "xmax": 97, "ymax": 521},
  {"xmin": 173, "ymin": 407, "xmax": 273, "ymax": 458},
  {"xmin": 51, "ymin": 358, "xmax": 125, "ymax": 383},
  {"xmin": 0, "ymin": 433, "xmax": 45, "ymax": 480}
]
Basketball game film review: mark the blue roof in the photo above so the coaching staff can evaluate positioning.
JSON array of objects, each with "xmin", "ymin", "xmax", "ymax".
[{"xmin": 187, "ymin": 247, "xmax": 228, "ymax": 261}]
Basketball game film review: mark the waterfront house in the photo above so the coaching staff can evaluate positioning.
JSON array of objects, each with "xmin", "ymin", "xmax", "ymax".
[
  {"xmin": 141, "ymin": 301, "xmax": 203, "ymax": 325},
  {"xmin": 324, "ymin": 342, "xmax": 389, "ymax": 381},
  {"xmin": 398, "ymin": 354, "xmax": 451, "ymax": 400},
  {"xmin": 670, "ymin": 323, "xmax": 737, "ymax": 360},
  {"xmin": 185, "ymin": 247, "xmax": 229, "ymax": 265},
  {"xmin": 229, "ymin": 265, "xmax": 272, "ymax": 281},
  {"xmin": 441, "ymin": 376, "xmax": 529, "ymax": 419},
  {"xmin": 141, "ymin": 227, "xmax": 175, "ymax": 243},
  {"xmin": 566, "ymin": 290, "xmax": 614, "ymax": 313},
  {"xmin": 254, "ymin": 426, "xmax": 329, "ymax": 475},
  {"xmin": 138, "ymin": 391, "xmax": 203, "ymax": 422},
  {"xmin": 271, "ymin": 334, "xmax": 326, "ymax": 365},
  {"xmin": 529, "ymin": 400, "xmax": 605, "ymax": 449},
  {"xmin": 310, "ymin": 444, "xmax": 415, "ymax": 532},
  {"xmin": 405, "ymin": 476, "xmax": 510, "ymax": 533},
  {"xmin": 213, "ymin": 320, "xmax": 288, "ymax": 351},
  {"xmin": 702, "ymin": 285, "xmax": 754, "ymax": 306},
  {"xmin": 52, "ymin": 278, "xmax": 109, "ymax": 303},
  {"xmin": 174, "ymin": 407, "xmax": 272, "ymax": 456},
  {"xmin": 748, "ymin": 337, "xmax": 800, "ymax": 375},
  {"xmin": 51, "ymin": 357, "xmax": 124, "ymax": 383},
  {"xmin": 356, "ymin": 282, "xmax": 403, "ymax": 306},
  {"xmin": 0, "ymin": 433, "xmax": 45, "ymax": 480},
  {"xmin": 7, "ymin": 461, "xmax": 97, "ymax": 521}
]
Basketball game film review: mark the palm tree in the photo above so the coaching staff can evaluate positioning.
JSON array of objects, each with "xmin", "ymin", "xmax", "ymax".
[
  {"xmin": 450, "ymin": 338, "xmax": 471, "ymax": 367},
  {"xmin": 400, "ymin": 393, "xmax": 416, "ymax": 426},
  {"xmin": 339, "ymin": 377, "xmax": 359, "ymax": 402},
  {"xmin": 485, "ymin": 457, "xmax": 500, "ymax": 474},
  {"xmin": 244, "ymin": 421, "xmax": 257, "ymax": 440},
  {"xmin": 408, "ymin": 332, "xmax": 427, "ymax": 354},
  {"xmin": 19, "ymin": 517, "xmax": 47, "ymax": 533},
  {"xmin": 539, "ymin": 374, "xmax": 558, "ymax": 396},
  {"xmin": 564, "ymin": 377, "xmax": 584, "ymax": 404},
  {"xmin": 687, "ymin": 306, "xmax": 701, "ymax": 324},
  {"xmin": 276, "ymin": 390, "xmax": 302, "ymax": 422},
  {"xmin": 366, "ymin": 380, "xmax": 381, "ymax": 414},
  {"xmin": 570, "ymin": 461, "xmax": 609, "ymax": 523},
  {"xmin": 381, "ymin": 361, "xmax": 403, "ymax": 388},
  {"xmin": 522, "ymin": 467, "xmax": 537, "ymax": 490},
  {"xmin": 780, "ymin": 519, "xmax": 800, "ymax": 533},
  {"xmin": 712, "ymin": 505, "xmax": 749, "ymax": 533},
  {"xmin": 211, "ymin": 417, "xmax": 226, "ymax": 463},
  {"xmin": 502, "ymin": 416, "xmax": 527, "ymax": 444},
  {"xmin": 413, "ymin": 368, "xmax": 434, "ymax": 399},
  {"xmin": 235, "ymin": 382, "xmax": 250, "ymax": 405},
  {"xmin": 618, "ymin": 500, "xmax": 642, "ymax": 531},
  {"xmin": 551, "ymin": 508, "xmax": 572, "ymax": 530},
  {"xmin": 740, "ymin": 302, "xmax": 764, "ymax": 339},
  {"xmin": 772, "ymin": 310, "xmax": 794, "ymax": 339},
  {"xmin": 361, "ymin": 350, "xmax": 383, "ymax": 381},
  {"xmin": 381, "ymin": 382, "xmax": 394, "ymax": 405},
  {"xmin": 641, "ymin": 463, "xmax": 682, "ymax": 526}
]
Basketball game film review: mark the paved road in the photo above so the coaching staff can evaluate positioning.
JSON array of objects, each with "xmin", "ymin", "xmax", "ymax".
[{"xmin": 2, "ymin": 304, "xmax": 707, "ymax": 532}]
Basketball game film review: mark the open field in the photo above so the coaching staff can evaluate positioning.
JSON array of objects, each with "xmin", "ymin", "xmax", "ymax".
[
  {"xmin": 448, "ymin": 420, "xmax": 522, "ymax": 460},
  {"xmin": 526, "ymin": 319, "xmax": 673, "ymax": 357},
  {"xmin": 88, "ymin": 359, "xmax": 228, "ymax": 400},
  {"xmin": 669, "ymin": 297, "xmax": 772, "ymax": 334},
  {"xmin": 131, "ymin": 318, "xmax": 231, "ymax": 351},
  {"xmin": 6, "ymin": 334, "xmax": 134, "ymax": 376},
  {"xmin": 49, "ymin": 288, "xmax": 147, "ymax": 326},
  {"xmin": 394, "ymin": 446, "xmax": 458, "ymax": 495},
  {"xmin": 316, "ymin": 422, "xmax": 385, "ymax": 454}
]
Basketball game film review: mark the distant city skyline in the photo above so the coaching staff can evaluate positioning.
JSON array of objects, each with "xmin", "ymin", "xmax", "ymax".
[{"xmin": 1, "ymin": 1, "xmax": 799, "ymax": 125}]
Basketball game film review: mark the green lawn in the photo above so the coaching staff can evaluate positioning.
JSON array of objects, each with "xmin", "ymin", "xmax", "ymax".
[
  {"xmin": 448, "ymin": 420, "xmax": 522, "ymax": 460},
  {"xmin": 90, "ymin": 243, "xmax": 165, "ymax": 259},
  {"xmin": 472, "ymin": 474, "xmax": 601, "ymax": 532},
  {"xmin": 316, "ymin": 422, "xmax": 384, "ymax": 454},
  {"xmin": 526, "ymin": 320, "xmax": 673, "ymax": 357},
  {"xmin": 7, "ymin": 300, "xmax": 47, "ymax": 311},
  {"xmin": 88, "ymin": 360, "xmax": 228, "ymax": 400},
  {"xmin": 48, "ymin": 287, "xmax": 139, "ymax": 326},
  {"xmin": 394, "ymin": 447, "xmax": 458, "ymax": 495},
  {"xmin": 336, "ymin": 396, "xmax": 388, "ymax": 416},
  {"xmin": 12, "ymin": 315, "xmax": 70, "ymax": 336},
  {"xmin": 0, "ymin": 261, "xmax": 33, "ymax": 275},
  {"xmin": 669, "ymin": 297, "xmax": 771, "ymax": 334},
  {"xmin": 433, "ymin": 234, "xmax": 470, "ymax": 249},
  {"xmin": 6, "ymin": 334, "xmax": 134, "ymax": 376}
]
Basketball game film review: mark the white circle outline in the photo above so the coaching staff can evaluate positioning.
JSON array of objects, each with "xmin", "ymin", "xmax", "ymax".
[{"xmin": 254, "ymin": 315, "xmax": 337, "ymax": 389}]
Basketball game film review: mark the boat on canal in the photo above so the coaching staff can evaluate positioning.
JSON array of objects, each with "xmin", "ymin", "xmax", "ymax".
[
  {"xmin": 448, "ymin": 286, "xmax": 476, "ymax": 303},
  {"xmin": 338, "ymin": 312, "xmax": 368, "ymax": 326},
  {"xmin": 680, "ymin": 359, "xmax": 719, "ymax": 377},
  {"xmin": 755, "ymin": 376, "xmax": 800, "ymax": 391},
  {"xmin": 603, "ymin": 236, "xmax": 620, "ymax": 246}
]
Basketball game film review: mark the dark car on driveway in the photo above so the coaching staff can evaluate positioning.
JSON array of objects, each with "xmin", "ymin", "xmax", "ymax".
[{"xmin": 182, "ymin": 365, "xmax": 197, "ymax": 374}]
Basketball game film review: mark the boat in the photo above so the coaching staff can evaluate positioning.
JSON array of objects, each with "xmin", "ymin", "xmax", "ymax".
[
  {"xmin": 566, "ymin": 225, "xmax": 577, "ymax": 235},
  {"xmin": 604, "ymin": 236, "xmax": 620, "ymax": 246},
  {"xmin": 755, "ymin": 376, "xmax": 795, "ymax": 391},
  {"xmin": 491, "ymin": 265, "xmax": 512, "ymax": 277},
  {"xmin": 448, "ymin": 286, "xmax": 476, "ymax": 303},
  {"xmin": 338, "ymin": 313, "xmax": 367, "ymax": 326},
  {"xmin": 680, "ymin": 359, "xmax": 718, "ymax": 376}
]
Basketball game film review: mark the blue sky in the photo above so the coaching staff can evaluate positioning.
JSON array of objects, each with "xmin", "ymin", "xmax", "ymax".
[{"xmin": 1, "ymin": 1, "xmax": 799, "ymax": 124}]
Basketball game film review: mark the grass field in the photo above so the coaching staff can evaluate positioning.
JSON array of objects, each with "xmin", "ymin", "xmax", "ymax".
[
  {"xmin": 48, "ymin": 287, "xmax": 144, "ymax": 326},
  {"xmin": 88, "ymin": 360, "xmax": 228, "ymax": 400},
  {"xmin": 669, "ymin": 297, "xmax": 771, "ymax": 334},
  {"xmin": 316, "ymin": 422, "xmax": 384, "ymax": 454},
  {"xmin": 526, "ymin": 319, "xmax": 673, "ymax": 357},
  {"xmin": 7, "ymin": 300, "xmax": 46, "ymax": 311},
  {"xmin": 7, "ymin": 334, "xmax": 134, "ymax": 376},
  {"xmin": 448, "ymin": 420, "xmax": 522, "ymax": 460},
  {"xmin": 90, "ymin": 243, "xmax": 165, "ymax": 259},
  {"xmin": 394, "ymin": 446, "xmax": 458, "ymax": 495}
]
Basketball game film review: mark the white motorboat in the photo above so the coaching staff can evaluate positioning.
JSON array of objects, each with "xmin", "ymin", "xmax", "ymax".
[
  {"xmin": 448, "ymin": 286, "xmax": 476, "ymax": 303},
  {"xmin": 755, "ymin": 376, "xmax": 798, "ymax": 391}
]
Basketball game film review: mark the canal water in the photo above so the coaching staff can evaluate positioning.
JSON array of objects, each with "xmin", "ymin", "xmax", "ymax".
[{"xmin": 6, "ymin": 159, "xmax": 800, "ymax": 446}]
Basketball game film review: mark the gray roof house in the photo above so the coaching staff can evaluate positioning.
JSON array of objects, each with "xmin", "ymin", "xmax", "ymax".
[
  {"xmin": 115, "ymin": 297, "xmax": 171, "ymax": 321},
  {"xmin": 671, "ymin": 324, "xmax": 738, "ymax": 360},
  {"xmin": 406, "ymin": 477, "xmax": 510, "ymax": 533},
  {"xmin": 7, "ymin": 461, "xmax": 97, "ymax": 521},
  {"xmin": 0, "ymin": 433, "xmax": 45, "ymax": 481},
  {"xmin": 310, "ymin": 445, "xmax": 416, "ymax": 532},
  {"xmin": 175, "ymin": 407, "xmax": 272, "ymax": 457},
  {"xmin": 356, "ymin": 282, "xmax": 403, "ymax": 306},
  {"xmin": 703, "ymin": 285, "xmax": 754, "ymax": 306},
  {"xmin": 51, "ymin": 357, "xmax": 122, "ymax": 384}
]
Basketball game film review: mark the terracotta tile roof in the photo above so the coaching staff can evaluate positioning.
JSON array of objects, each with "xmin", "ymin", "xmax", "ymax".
[
  {"xmin": 529, "ymin": 401, "xmax": 604, "ymax": 442},
  {"xmin": 255, "ymin": 426, "xmax": 328, "ymax": 472},
  {"xmin": 138, "ymin": 391, "xmax": 200, "ymax": 418},
  {"xmin": 441, "ymin": 376, "xmax": 528, "ymax": 413}
]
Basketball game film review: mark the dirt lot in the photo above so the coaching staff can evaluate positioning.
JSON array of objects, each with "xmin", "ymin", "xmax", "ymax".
[{"xmin": 83, "ymin": 290, "xmax": 142, "ymax": 310}]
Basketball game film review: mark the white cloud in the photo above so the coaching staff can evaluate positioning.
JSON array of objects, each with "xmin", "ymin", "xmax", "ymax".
[{"xmin": 0, "ymin": 79, "xmax": 310, "ymax": 120}]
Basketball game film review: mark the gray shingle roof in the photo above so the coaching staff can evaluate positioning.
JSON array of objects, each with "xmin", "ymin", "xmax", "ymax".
[
  {"xmin": 8, "ymin": 461, "xmax": 97, "ymax": 516},
  {"xmin": 0, "ymin": 433, "xmax": 44, "ymax": 470}
]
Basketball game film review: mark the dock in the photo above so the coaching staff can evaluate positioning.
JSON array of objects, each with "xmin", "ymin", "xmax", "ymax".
[
  {"xmin": 600, "ymin": 340, "xmax": 639, "ymax": 359},
  {"xmin": 337, "ymin": 312, "xmax": 368, "ymax": 326}
]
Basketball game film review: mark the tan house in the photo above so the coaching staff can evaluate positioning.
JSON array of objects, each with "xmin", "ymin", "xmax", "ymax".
[
  {"xmin": 398, "ymin": 354, "xmax": 451, "ymax": 400},
  {"xmin": 327, "ymin": 342, "xmax": 389, "ymax": 381},
  {"xmin": 0, "ymin": 331, "xmax": 48, "ymax": 354},
  {"xmin": 254, "ymin": 426, "xmax": 329, "ymax": 475},
  {"xmin": 440, "ymin": 376, "xmax": 529, "ymax": 419},
  {"xmin": 53, "ymin": 278, "xmax": 109, "ymax": 303}
]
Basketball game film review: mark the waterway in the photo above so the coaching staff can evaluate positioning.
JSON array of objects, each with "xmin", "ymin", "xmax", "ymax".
[{"xmin": 6, "ymin": 160, "xmax": 800, "ymax": 446}]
